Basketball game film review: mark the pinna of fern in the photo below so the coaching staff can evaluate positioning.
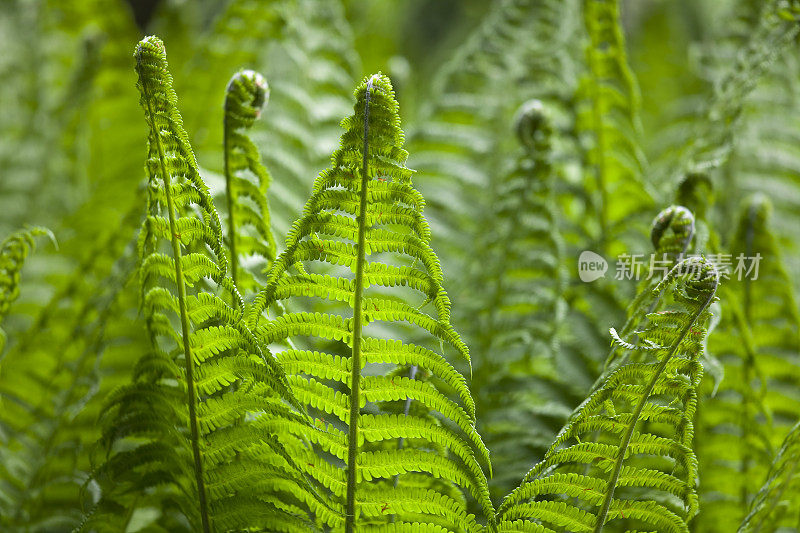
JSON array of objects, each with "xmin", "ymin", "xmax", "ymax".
[
  {"xmin": 83, "ymin": 36, "xmax": 312, "ymax": 533},
  {"xmin": 738, "ymin": 419, "xmax": 800, "ymax": 532},
  {"xmin": 247, "ymin": 73, "xmax": 494, "ymax": 532},
  {"xmin": 0, "ymin": 227, "xmax": 53, "ymax": 354},
  {"xmin": 496, "ymin": 256, "xmax": 719, "ymax": 533},
  {"xmin": 223, "ymin": 69, "xmax": 276, "ymax": 297}
]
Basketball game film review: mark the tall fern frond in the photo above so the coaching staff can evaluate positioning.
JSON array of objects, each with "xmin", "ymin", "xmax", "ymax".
[
  {"xmin": 497, "ymin": 257, "xmax": 719, "ymax": 532},
  {"xmin": 223, "ymin": 69, "xmax": 276, "ymax": 296},
  {"xmin": 248, "ymin": 73, "xmax": 494, "ymax": 532},
  {"xmin": 738, "ymin": 419, "xmax": 800, "ymax": 532},
  {"xmin": 468, "ymin": 101, "xmax": 569, "ymax": 500},
  {"xmin": 84, "ymin": 36, "xmax": 309, "ymax": 532},
  {"xmin": 578, "ymin": 0, "xmax": 652, "ymax": 252},
  {"xmin": 727, "ymin": 195, "xmax": 800, "ymax": 444},
  {"xmin": 653, "ymin": 0, "xmax": 800, "ymax": 192}
]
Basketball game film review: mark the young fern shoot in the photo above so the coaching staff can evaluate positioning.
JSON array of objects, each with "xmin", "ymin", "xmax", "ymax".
[
  {"xmin": 223, "ymin": 69, "xmax": 276, "ymax": 296},
  {"xmin": 605, "ymin": 205, "xmax": 695, "ymax": 373},
  {"xmin": 497, "ymin": 256, "xmax": 719, "ymax": 533},
  {"xmin": 247, "ymin": 73, "xmax": 494, "ymax": 532},
  {"xmin": 84, "ymin": 36, "xmax": 310, "ymax": 532}
]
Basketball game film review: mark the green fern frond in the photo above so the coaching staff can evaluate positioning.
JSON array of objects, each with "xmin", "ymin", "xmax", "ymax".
[
  {"xmin": 497, "ymin": 257, "xmax": 719, "ymax": 532},
  {"xmin": 578, "ymin": 0, "xmax": 652, "ymax": 251},
  {"xmin": 223, "ymin": 69, "xmax": 276, "ymax": 296},
  {"xmin": 248, "ymin": 73, "xmax": 494, "ymax": 531},
  {"xmin": 728, "ymin": 196, "xmax": 800, "ymax": 443},
  {"xmin": 738, "ymin": 419, "xmax": 800, "ymax": 532},
  {"xmin": 654, "ymin": 0, "xmax": 800, "ymax": 191},
  {"xmin": 467, "ymin": 101, "xmax": 569, "ymax": 500},
  {"xmin": 86, "ymin": 36, "xmax": 310, "ymax": 532}
]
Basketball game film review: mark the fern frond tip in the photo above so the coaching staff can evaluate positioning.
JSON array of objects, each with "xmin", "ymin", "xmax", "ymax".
[
  {"xmin": 513, "ymin": 99, "xmax": 550, "ymax": 150},
  {"xmin": 225, "ymin": 70, "xmax": 269, "ymax": 128},
  {"xmin": 650, "ymin": 205, "xmax": 695, "ymax": 258},
  {"xmin": 133, "ymin": 35, "xmax": 166, "ymax": 67}
]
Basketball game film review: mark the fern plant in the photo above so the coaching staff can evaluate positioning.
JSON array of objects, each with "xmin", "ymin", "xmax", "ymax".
[
  {"xmin": 83, "ymin": 36, "xmax": 310, "ymax": 532},
  {"xmin": 3, "ymin": 2, "xmax": 800, "ymax": 532},
  {"xmin": 497, "ymin": 257, "xmax": 719, "ymax": 532},
  {"xmin": 245, "ymin": 72, "xmax": 494, "ymax": 532}
]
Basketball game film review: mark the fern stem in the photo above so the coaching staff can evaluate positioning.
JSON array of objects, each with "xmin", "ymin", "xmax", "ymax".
[
  {"xmin": 345, "ymin": 74, "xmax": 376, "ymax": 533},
  {"xmin": 143, "ymin": 96, "xmax": 211, "ymax": 533},
  {"xmin": 223, "ymin": 116, "xmax": 239, "ymax": 291},
  {"xmin": 593, "ymin": 284, "xmax": 716, "ymax": 532}
]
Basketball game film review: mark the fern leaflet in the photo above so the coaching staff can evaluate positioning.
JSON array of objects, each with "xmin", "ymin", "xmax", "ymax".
[{"xmin": 738, "ymin": 420, "xmax": 800, "ymax": 532}]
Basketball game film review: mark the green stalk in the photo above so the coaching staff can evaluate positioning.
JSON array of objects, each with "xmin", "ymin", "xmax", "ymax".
[
  {"xmin": 223, "ymin": 116, "xmax": 239, "ymax": 290},
  {"xmin": 143, "ymin": 95, "xmax": 211, "ymax": 533},
  {"xmin": 593, "ymin": 285, "xmax": 716, "ymax": 532},
  {"xmin": 345, "ymin": 75, "xmax": 375, "ymax": 533}
]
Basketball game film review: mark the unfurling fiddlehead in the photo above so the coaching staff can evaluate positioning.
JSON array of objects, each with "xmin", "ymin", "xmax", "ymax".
[
  {"xmin": 498, "ymin": 257, "xmax": 719, "ymax": 533},
  {"xmin": 604, "ymin": 205, "xmax": 695, "ymax": 373},
  {"xmin": 84, "ymin": 36, "xmax": 310, "ymax": 533},
  {"xmin": 223, "ymin": 69, "xmax": 276, "ymax": 297}
]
